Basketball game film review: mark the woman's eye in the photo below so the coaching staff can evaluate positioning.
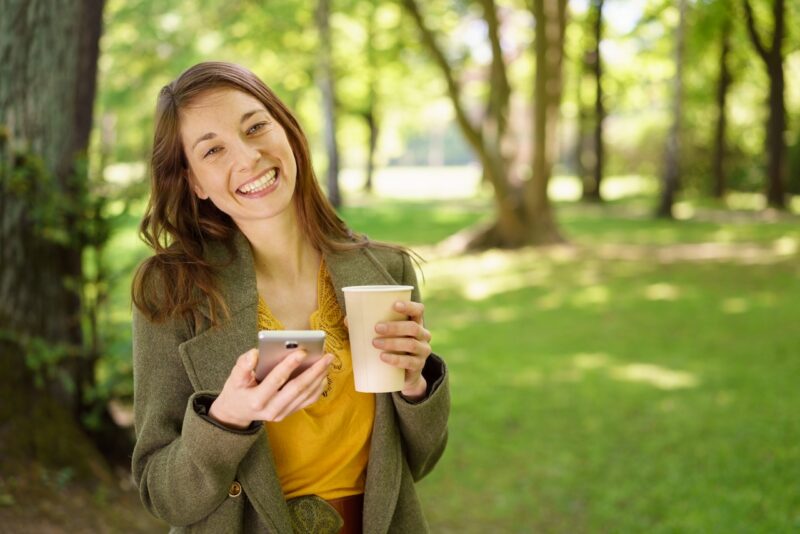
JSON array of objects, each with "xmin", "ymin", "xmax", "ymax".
[
  {"xmin": 203, "ymin": 146, "xmax": 222, "ymax": 159},
  {"xmin": 247, "ymin": 122, "xmax": 268, "ymax": 135}
]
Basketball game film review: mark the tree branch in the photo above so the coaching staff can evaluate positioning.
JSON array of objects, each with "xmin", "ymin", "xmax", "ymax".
[
  {"xmin": 743, "ymin": 0, "xmax": 769, "ymax": 63},
  {"xmin": 479, "ymin": 0, "xmax": 511, "ymax": 139},
  {"xmin": 772, "ymin": 0, "xmax": 784, "ymax": 60},
  {"xmin": 400, "ymin": 0, "xmax": 483, "ymax": 152}
]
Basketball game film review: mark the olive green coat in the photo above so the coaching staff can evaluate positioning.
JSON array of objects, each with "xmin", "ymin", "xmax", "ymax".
[{"xmin": 131, "ymin": 232, "xmax": 450, "ymax": 533}]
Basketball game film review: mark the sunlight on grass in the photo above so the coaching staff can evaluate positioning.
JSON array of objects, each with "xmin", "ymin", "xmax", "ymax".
[
  {"xmin": 340, "ymin": 165, "xmax": 483, "ymax": 199},
  {"xmin": 773, "ymin": 236, "xmax": 798, "ymax": 255},
  {"xmin": 720, "ymin": 297, "xmax": 749, "ymax": 314},
  {"xmin": 572, "ymin": 352, "xmax": 612, "ymax": 370},
  {"xmin": 509, "ymin": 368, "xmax": 543, "ymax": 387},
  {"xmin": 341, "ymin": 167, "xmax": 658, "ymax": 203},
  {"xmin": 643, "ymin": 282, "xmax": 681, "ymax": 301},
  {"xmin": 610, "ymin": 363, "xmax": 700, "ymax": 390},
  {"xmin": 571, "ymin": 285, "xmax": 610, "ymax": 306},
  {"xmin": 563, "ymin": 353, "xmax": 700, "ymax": 390}
]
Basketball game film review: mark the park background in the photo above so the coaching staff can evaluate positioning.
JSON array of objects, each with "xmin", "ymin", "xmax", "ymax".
[{"xmin": 1, "ymin": 0, "xmax": 799, "ymax": 532}]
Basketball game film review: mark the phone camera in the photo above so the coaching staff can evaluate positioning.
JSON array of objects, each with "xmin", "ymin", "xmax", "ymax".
[{"xmin": 285, "ymin": 341, "xmax": 298, "ymax": 349}]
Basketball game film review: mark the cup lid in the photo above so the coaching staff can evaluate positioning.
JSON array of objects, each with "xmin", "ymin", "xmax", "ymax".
[{"xmin": 342, "ymin": 285, "xmax": 414, "ymax": 292}]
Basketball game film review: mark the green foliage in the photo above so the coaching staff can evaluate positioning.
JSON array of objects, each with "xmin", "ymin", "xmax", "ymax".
[{"xmin": 0, "ymin": 330, "xmax": 78, "ymax": 391}]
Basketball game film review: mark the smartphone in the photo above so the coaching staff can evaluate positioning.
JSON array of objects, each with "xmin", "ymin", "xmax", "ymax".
[{"xmin": 255, "ymin": 330, "xmax": 326, "ymax": 382}]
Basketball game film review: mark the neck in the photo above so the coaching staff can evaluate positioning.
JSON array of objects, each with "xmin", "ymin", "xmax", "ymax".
[{"xmin": 236, "ymin": 207, "xmax": 320, "ymax": 285}]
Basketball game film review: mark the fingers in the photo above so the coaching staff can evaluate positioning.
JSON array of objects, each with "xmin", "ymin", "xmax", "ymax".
[
  {"xmin": 374, "ymin": 320, "xmax": 431, "ymax": 342},
  {"xmin": 393, "ymin": 300, "xmax": 424, "ymax": 323},
  {"xmin": 373, "ymin": 335, "xmax": 430, "ymax": 357},
  {"xmin": 256, "ymin": 349, "xmax": 307, "ymax": 396},
  {"xmin": 275, "ymin": 370, "xmax": 329, "ymax": 421},
  {"xmin": 257, "ymin": 353, "xmax": 333, "ymax": 422},
  {"xmin": 379, "ymin": 352, "xmax": 426, "ymax": 372}
]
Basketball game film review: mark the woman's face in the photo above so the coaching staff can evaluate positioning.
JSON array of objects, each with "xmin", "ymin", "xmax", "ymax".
[{"xmin": 179, "ymin": 88, "xmax": 298, "ymax": 227}]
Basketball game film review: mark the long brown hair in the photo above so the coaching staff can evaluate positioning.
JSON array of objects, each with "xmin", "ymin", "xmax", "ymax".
[{"xmin": 132, "ymin": 62, "xmax": 399, "ymax": 327}]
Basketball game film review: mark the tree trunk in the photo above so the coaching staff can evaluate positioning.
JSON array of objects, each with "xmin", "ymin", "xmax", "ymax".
[
  {"xmin": 765, "ymin": 47, "xmax": 786, "ymax": 208},
  {"xmin": 656, "ymin": 0, "xmax": 686, "ymax": 219},
  {"xmin": 363, "ymin": 0, "xmax": 378, "ymax": 194},
  {"xmin": 402, "ymin": 0, "xmax": 565, "ymax": 249},
  {"xmin": 524, "ymin": 0, "xmax": 566, "ymax": 243},
  {"xmin": 364, "ymin": 108, "xmax": 378, "ymax": 193},
  {"xmin": 575, "ymin": 52, "xmax": 589, "ymax": 197},
  {"xmin": 590, "ymin": 0, "xmax": 604, "ymax": 202},
  {"xmin": 316, "ymin": 0, "xmax": 342, "ymax": 208},
  {"xmin": 581, "ymin": 0, "xmax": 603, "ymax": 202},
  {"xmin": 743, "ymin": 0, "xmax": 787, "ymax": 209},
  {"xmin": 0, "ymin": 0, "xmax": 110, "ymax": 464},
  {"xmin": 712, "ymin": 14, "xmax": 731, "ymax": 199}
]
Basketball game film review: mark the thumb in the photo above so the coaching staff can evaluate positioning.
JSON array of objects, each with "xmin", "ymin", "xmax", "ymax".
[{"xmin": 234, "ymin": 349, "xmax": 258, "ymax": 386}]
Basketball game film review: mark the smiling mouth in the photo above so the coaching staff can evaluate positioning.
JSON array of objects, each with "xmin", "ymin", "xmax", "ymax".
[{"xmin": 237, "ymin": 168, "xmax": 278, "ymax": 195}]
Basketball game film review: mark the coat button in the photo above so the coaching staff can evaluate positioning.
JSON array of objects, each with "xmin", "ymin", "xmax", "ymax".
[{"xmin": 228, "ymin": 481, "xmax": 242, "ymax": 498}]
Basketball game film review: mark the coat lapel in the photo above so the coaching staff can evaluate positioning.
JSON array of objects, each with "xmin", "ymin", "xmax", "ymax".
[
  {"xmin": 326, "ymin": 246, "xmax": 404, "ymax": 534},
  {"xmin": 177, "ymin": 233, "xmax": 294, "ymax": 533}
]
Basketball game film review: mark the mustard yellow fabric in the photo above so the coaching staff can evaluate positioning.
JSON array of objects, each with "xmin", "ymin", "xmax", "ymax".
[{"xmin": 258, "ymin": 260, "xmax": 375, "ymax": 500}]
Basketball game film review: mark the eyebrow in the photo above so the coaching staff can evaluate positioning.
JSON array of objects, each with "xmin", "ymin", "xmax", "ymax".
[{"xmin": 191, "ymin": 109, "xmax": 268, "ymax": 150}]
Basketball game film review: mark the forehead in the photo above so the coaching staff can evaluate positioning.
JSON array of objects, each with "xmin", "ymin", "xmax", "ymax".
[{"xmin": 179, "ymin": 88, "xmax": 269, "ymax": 135}]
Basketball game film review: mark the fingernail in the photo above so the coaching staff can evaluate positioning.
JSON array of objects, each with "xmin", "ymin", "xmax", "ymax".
[
  {"xmin": 375, "ymin": 323, "xmax": 387, "ymax": 334},
  {"xmin": 395, "ymin": 301, "xmax": 405, "ymax": 311},
  {"xmin": 295, "ymin": 351, "xmax": 306, "ymax": 362},
  {"xmin": 373, "ymin": 338, "xmax": 385, "ymax": 348}
]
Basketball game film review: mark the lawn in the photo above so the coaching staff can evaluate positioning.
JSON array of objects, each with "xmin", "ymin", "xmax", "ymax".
[{"xmin": 104, "ymin": 174, "xmax": 800, "ymax": 532}]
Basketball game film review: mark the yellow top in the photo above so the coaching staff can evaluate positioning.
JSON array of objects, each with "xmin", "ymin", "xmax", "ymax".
[{"xmin": 258, "ymin": 260, "xmax": 375, "ymax": 500}]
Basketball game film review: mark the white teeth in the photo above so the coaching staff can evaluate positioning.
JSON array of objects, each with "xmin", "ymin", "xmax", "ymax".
[{"xmin": 239, "ymin": 169, "xmax": 277, "ymax": 194}]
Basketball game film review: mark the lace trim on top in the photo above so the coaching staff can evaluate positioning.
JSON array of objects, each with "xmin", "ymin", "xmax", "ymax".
[{"xmin": 256, "ymin": 259, "xmax": 347, "ymax": 396}]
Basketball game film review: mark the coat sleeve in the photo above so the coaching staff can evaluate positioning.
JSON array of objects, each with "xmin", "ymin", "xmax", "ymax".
[
  {"xmin": 390, "ymin": 252, "xmax": 450, "ymax": 482},
  {"xmin": 131, "ymin": 306, "xmax": 263, "ymax": 526}
]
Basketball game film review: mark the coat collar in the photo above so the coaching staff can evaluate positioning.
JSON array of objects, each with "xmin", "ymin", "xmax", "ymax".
[{"xmin": 198, "ymin": 229, "xmax": 397, "ymax": 322}]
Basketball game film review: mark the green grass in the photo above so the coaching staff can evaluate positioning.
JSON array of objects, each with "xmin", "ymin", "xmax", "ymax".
[{"xmin": 105, "ymin": 189, "xmax": 800, "ymax": 532}]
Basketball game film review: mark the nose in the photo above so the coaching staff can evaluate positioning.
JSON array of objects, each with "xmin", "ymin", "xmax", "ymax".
[{"xmin": 232, "ymin": 139, "xmax": 260, "ymax": 173}]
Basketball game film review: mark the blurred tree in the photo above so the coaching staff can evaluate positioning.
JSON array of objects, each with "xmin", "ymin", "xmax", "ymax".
[
  {"xmin": 317, "ymin": 0, "xmax": 343, "ymax": 207},
  {"xmin": 580, "ymin": 0, "xmax": 604, "ymax": 202},
  {"xmin": 529, "ymin": 0, "xmax": 568, "ymax": 239},
  {"xmin": 656, "ymin": 0, "xmax": 687, "ymax": 218},
  {"xmin": 743, "ymin": 0, "xmax": 787, "ymax": 209},
  {"xmin": 712, "ymin": 2, "xmax": 732, "ymax": 199},
  {"xmin": 0, "ymin": 0, "xmax": 122, "ymax": 459},
  {"xmin": 361, "ymin": 0, "xmax": 381, "ymax": 192},
  {"xmin": 402, "ymin": 0, "xmax": 566, "ymax": 248}
]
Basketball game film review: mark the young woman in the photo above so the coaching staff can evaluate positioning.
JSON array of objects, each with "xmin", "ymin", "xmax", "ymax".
[{"xmin": 130, "ymin": 62, "xmax": 449, "ymax": 534}]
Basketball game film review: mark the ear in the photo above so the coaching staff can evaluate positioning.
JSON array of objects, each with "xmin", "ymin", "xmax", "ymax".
[{"xmin": 186, "ymin": 168, "xmax": 209, "ymax": 200}]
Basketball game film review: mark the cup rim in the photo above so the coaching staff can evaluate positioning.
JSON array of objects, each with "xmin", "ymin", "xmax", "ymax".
[{"xmin": 342, "ymin": 285, "xmax": 414, "ymax": 292}]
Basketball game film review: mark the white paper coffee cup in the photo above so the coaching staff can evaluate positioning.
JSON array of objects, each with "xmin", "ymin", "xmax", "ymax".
[{"xmin": 343, "ymin": 285, "xmax": 414, "ymax": 393}]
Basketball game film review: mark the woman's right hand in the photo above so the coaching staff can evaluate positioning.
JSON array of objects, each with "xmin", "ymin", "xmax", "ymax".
[{"xmin": 208, "ymin": 348, "xmax": 333, "ymax": 429}]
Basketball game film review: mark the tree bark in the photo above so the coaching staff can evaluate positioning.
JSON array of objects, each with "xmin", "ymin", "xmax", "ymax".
[
  {"xmin": 525, "ymin": 0, "xmax": 566, "ymax": 243},
  {"xmin": 743, "ymin": 0, "xmax": 786, "ymax": 209},
  {"xmin": 590, "ymin": 0, "xmax": 604, "ymax": 202},
  {"xmin": 0, "ymin": 0, "xmax": 107, "ymax": 455},
  {"xmin": 316, "ymin": 0, "xmax": 342, "ymax": 208},
  {"xmin": 656, "ymin": 0, "xmax": 687, "ymax": 219},
  {"xmin": 712, "ymin": 14, "xmax": 731, "ymax": 199}
]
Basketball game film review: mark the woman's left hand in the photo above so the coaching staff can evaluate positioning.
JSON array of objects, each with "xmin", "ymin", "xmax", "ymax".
[{"xmin": 373, "ymin": 300, "xmax": 432, "ymax": 401}]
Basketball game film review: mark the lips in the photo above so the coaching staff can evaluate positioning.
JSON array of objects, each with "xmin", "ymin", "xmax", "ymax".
[{"xmin": 237, "ymin": 168, "xmax": 278, "ymax": 195}]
